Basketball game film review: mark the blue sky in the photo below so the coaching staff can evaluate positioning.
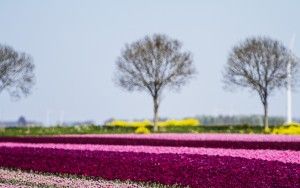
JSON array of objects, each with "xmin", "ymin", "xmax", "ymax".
[{"xmin": 0, "ymin": 0, "xmax": 299, "ymax": 124}]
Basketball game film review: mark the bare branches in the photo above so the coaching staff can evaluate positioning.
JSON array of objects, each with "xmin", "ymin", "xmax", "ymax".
[
  {"xmin": 224, "ymin": 37, "xmax": 298, "ymax": 102},
  {"xmin": 115, "ymin": 34, "xmax": 196, "ymax": 98},
  {"xmin": 0, "ymin": 44, "xmax": 35, "ymax": 99}
]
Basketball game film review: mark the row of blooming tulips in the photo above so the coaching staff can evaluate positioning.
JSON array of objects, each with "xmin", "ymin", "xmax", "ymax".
[
  {"xmin": 0, "ymin": 133, "xmax": 299, "ymax": 150},
  {"xmin": 0, "ymin": 143, "xmax": 299, "ymax": 188}
]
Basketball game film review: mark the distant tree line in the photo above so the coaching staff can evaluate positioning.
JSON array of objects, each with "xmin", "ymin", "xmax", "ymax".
[
  {"xmin": 0, "ymin": 117, "xmax": 95, "ymax": 128},
  {"xmin": 0, "ymin": 116, "xmax": 41, "ymax": 128},
  {"xmin": 196, "ymin": 115, "xmax": 293, "ymax": 126},
  {"xmin": 103, "ymin": 115, "xmax": 294, "ymax": 126}
]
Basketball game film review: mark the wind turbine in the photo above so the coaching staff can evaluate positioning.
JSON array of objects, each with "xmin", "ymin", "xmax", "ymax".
[
  {"xmin": 59, "ymin": 110, "xmax": 65, "ymax": 126},
  {"xmin": 46, "ymin": 110, "xmax": 51, "ymax": 126},
  {"xmin": 286, "ymin": 34, "xmax": 296, "ymax": 124}
]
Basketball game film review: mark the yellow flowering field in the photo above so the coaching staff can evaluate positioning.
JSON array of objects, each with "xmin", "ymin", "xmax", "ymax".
[
  {"xmin": 106, "ymin": 118, "xmax": 201, "ymax": 127},
  {"xmin": 272, "ymin": 122, "xmax": 300, "ymax": 135}
]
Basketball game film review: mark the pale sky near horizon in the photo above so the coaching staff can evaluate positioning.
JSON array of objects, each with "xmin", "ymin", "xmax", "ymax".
[{"xmin": 0, "ymin": 0, "xmax": 300, "ymax": 124}]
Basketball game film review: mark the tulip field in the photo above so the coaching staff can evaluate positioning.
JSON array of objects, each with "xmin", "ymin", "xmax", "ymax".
[{"xmin": 0, "ymin": 134, "xmax": 299, "ymax": 188}]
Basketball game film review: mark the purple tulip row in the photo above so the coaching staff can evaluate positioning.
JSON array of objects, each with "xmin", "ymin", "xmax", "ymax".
[
  {"xmin": 0, "ymin": 143, "xmax": 299, "ymax": 188},
  {"xmin": 1, "ymin": 142, "xmax": 299, "ymax": 164},
  {"xmin": 0, "ymin": 133, "xmax": 299, "ymax": 150}
]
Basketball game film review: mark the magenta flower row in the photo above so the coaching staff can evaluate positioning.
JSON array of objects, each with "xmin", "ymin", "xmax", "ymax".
[
  {"xmin": 0, "ymin": 142, "xmax": 299, "ymax": 164},
  {"xmin": 1, "ymin": 133, "xmax": 299, "ymax": 150},
  {"xmin": 0, "ymin": 144, "xmax": 299, "ymax": 188}
]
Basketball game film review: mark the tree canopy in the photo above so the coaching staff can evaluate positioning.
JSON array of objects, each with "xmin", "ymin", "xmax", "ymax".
[{"xmin": 0, "ymin": 44, "xmax": 35, "ymax": 99}]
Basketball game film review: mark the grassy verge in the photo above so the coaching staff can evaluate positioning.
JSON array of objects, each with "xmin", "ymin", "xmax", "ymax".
[{"xmin": 0, "ymin": 124, "xmax": 275, "ymax": 136}]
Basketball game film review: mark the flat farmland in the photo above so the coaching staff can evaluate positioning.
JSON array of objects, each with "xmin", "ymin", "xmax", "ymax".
[{"xmin": 0, "ymin": 134, "xmax": 299, "ymax": 188}]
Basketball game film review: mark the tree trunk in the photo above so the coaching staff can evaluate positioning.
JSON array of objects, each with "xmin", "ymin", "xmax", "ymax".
[
  {"xmin": 263, "ymin": 100, "xmax": 269, "ymax": 131},
  {"xmin": 153, "ymin": 96, "xmax": 159, "ymax": 132}
]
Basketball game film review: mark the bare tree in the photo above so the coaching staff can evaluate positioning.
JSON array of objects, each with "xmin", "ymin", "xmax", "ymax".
[
  {"xmin": 0, "ymin": 44, "xmax": 35, "ymax": 99},
  {"xmin": 223, "ymin": 37, "xmax": 299, "ymax": 130},
  {"xmin": 115, "ymin": 34, "xmax": 196, "ymax": 131}
]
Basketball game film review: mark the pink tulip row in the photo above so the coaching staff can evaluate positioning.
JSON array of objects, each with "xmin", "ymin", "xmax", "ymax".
[
  {"xmin": 61, "ymin": 133, "xmax": 300, "ymax": 142},
  {"xmin": 0, "ymin": 183, "xmax": 28, "ymax": 188},
  {"xmin": 0, "ymin": 142, "xmax": 299, "ymax": 188},
  {"xmin": 0, "ymin": 168, "xmax": 147, "ymax": 188},
  {"xmin": 0, "ymin": 184, "xmax": 28, "ymax": 188}
]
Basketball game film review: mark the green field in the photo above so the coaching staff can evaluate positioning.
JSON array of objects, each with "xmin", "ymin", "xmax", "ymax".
[{"xmin": 0, "ymin": 124, "xmax": 275, "ymax": 137}]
